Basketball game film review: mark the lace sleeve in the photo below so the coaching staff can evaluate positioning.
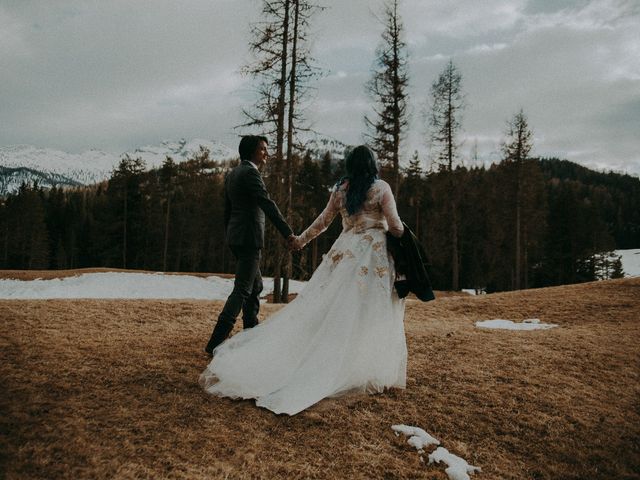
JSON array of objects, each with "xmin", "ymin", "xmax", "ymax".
[
  {"xmin": 297, "ymin": 190, "xmax": 339, "ymax": 247},
  {"xmin": 381, "ymin": 181, "xmax": 404, "ymax": 237}
]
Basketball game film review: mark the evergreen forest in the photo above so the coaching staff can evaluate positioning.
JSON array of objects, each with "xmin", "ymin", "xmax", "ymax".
[{"xmin": 1, "ymin": 148, "xmax": 637, "ymax": 293}]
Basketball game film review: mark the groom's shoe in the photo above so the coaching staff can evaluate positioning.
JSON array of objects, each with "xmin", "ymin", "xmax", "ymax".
[
  {"xmin": 242, "ymin": 317, "xmax": 259, "ymax": 329},
  {"xmin": 204, "ymin": 318, "xmax": 235, "ymax": 355},
  {"xmin": 204, "ymin": 337, "xmax": 220, "ymax": 356},
  {"xmin": 204, "ymin": 333, "xmax": 223, "ymax": 356}
]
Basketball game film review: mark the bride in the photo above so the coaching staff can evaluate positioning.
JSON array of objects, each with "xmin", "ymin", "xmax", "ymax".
[{"xmin": 199, "ymin": 145, "xmax": 406, "ymax": 415}]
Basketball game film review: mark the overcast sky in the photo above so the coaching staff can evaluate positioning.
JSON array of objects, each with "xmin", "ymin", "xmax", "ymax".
[{"xmin": 1, "ymin": 0, "xmax": 639, "ymax": 174}]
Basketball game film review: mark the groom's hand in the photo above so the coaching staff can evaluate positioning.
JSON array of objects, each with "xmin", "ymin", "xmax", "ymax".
[{"xmin": 286, "ymin": 235, "xmax": 299, "ymax": 251}]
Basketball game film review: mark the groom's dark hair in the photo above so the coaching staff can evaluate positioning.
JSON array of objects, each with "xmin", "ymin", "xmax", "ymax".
[{"xmin": 239, "ymin": 135, "xmax": 268, "ymax": 161}]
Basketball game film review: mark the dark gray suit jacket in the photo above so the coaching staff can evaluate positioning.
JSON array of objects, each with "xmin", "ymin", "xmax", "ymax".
[{"xmin": 224, "ymin": 160, "xmax": 292, "ymax": 249}]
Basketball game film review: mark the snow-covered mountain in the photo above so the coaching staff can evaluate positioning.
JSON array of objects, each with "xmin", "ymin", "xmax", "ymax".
[
  {"xmin": 0, "ymin": 165, "xmax": 83, "ymax": 194},
  {"xmin": 127, "ymin": 138, "xmax": 237, "ymax": 170},
  {"xmin": 0, "ymin": 135, "xmax": 349, "ymax": 196},
  {"xmin": 0, "ymin": 144, "xmax": 118, "ymax": 191},
  {"xmin": 300, "ymin": 133, "xmax": 349, "ymax": 164},
  {"xmin": 0, "ymin": 139, "xmax": 238, "ymax": 195}
]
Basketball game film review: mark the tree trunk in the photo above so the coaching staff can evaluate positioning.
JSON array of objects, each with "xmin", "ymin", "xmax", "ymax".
[
  {"xmin": 392, "ymin": 0, "xmax": 400, "ymax": 196},
  {"xmin": 174, "ymin": 220, "xmax": 183, "ymax": 271},
  {"xmin": 281, "ymin": 0, "xmax": 299, "ymax": 304},
  {"xmin": 447, "ymin": 169, "xmax": 459, "ymax": 291},
  {"xmin": 451, "ymin": 196, "xmax": 459, "ymax": 291},
  {"xmin": 311, "ymin": 238, "xmax": 318, "ymax": 271},
  {"xmin": 273, "ymin": 257, "xmax": 282, "ymax": 304},
  {"xmin": 271, "ymin": 0, "xmax": 290, "ymax": 304},
  {"xmin": 514, "ymin": 160, "xmax": 522, "ymax": 290},
  {"xmin": 123, "ymin": 184, "xmax": 127, "ymax": 269},
  {"xmin": 3, "ymin": 225, "xmax": 8, "ymax": 267},
  {"xmin": 69, "ymin": 230, "xmax": 76, "ymax": 269},
  {"xmin": 515, "ymin": 197, "xmax": 521, "ymax": 290},
  {"xmin": 523, "ymin": 229, "xmax": 529, "ymax": 289},
  {"xmin": 163, "ymin": 197, "xmax": 170, "ymax": 271},
  {"xmin": 282, "ymin": 252, "xmax": 290, "ymax": 304}
]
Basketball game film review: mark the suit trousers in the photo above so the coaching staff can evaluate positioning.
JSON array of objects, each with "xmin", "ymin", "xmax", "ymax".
[{"xmin": 218, "ymin": 246, "xmax": 263, "ymax": 330}]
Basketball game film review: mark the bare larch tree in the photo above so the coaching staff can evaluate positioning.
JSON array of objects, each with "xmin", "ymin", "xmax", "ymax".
[{"xmin": 239, "ymin": 0, "xmax": 321, "ymax": 302}]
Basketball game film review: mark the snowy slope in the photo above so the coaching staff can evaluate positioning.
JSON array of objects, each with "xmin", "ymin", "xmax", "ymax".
[
  {"xmin": 0, "ymin": 272, "xmax": 306, "ymax": 300},
  {"xmin": 615, "ymin": 249, "xmax": 640, "ymax": 277}
]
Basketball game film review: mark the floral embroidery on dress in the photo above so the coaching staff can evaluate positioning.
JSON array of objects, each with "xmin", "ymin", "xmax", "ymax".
[
  {"xmin": 344, "ymin": 249, "xmax": 355, "ymax": 259},
  {"xmin": 331, "ymin": 251, "xmax": 344, "ymax": 265},
  {"xmin": 362, "ymin": 234, "xmax": 374, "ymax": 242},
  {"xmin": 350, "ymin": 218, "xmax": 371, "ymax": 233},
  {"xmin": 375, "ymin": 266, "xmax": 388, "ymax": 278},
  {"xmin": 359, "ymin": 266, "xmax": 369, "ymax": 276},
  {"xmin": 372, "ymin": 241, "xmax": 384, "ymax": 252}
]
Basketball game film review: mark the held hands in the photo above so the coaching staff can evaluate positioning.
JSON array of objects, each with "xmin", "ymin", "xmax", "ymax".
[{"xmin": 287, "ymin": 234, "xmax": 302, "ymax": 251}]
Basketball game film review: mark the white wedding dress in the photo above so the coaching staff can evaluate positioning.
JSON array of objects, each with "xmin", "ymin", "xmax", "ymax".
[{"xmin": 199, "ymin": 179, "xmax": 407, "ymax": 415}]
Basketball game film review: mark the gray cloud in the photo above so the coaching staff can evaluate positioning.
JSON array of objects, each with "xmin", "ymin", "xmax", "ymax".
[{"xmin": 0, "ymin": 0, "xmax": 638, "ymax": 174}]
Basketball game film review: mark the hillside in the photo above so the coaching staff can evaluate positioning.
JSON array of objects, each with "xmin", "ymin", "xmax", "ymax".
[
  {"xmin": 0, "ymin": 275, "xmax": 638, "ymax": 479},
  {"xmin": 0, "ymin": 165, "xmax": 83, "ymax": 194}
]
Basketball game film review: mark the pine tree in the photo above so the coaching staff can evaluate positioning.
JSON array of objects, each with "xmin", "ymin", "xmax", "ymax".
[
  {"xmin": 501, "ymin": 109, "xmax": 534, "ymax": 289},
  {"xmin": 429, "ymin": 60, "xmax": 464, "ymax": 172},
  {"xmin": 611, "ymin": 254, "xmax": 625, "ymax": 279},
  {"xmin": 402, "ymin": 151, "xmax": 424, "ymax": 238},
  {"xmin": 365, "ymin": 0, "xmax": 409, "ymax": 196},
  {"xmin": 110, "ymin": 155, "xmax": 146, "ymax": 268},
  {"xmin": 159, "ymin": 156, "xmax": 179, "ymax": 271},
  {"xmin": 293, "ymin": 150, "xmax": 324, "ymax": 275},
  {"xmin": 0, "ymin": 199, "xmax": 7, "ymax": 267},
  {"xmin": 428, "ymin": 59, "xmax": 465, "ymax": 290},
  {"xmin": 6, "ymin": 183, "xmax": 50, "ymax": 269}
]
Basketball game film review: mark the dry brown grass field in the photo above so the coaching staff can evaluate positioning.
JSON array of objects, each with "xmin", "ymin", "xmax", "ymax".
[{"xmin": 0, "ymin": 272, "xmax": 639, "ymax": 479}]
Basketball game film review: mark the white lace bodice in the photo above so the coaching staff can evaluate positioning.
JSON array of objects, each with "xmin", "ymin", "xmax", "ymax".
[{"xmin": 297, "ymin": 179, "xmax": 403, "ymax": 247}]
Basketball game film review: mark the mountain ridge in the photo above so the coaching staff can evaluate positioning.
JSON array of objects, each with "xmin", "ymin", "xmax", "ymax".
[{"xmin": 0, "ymin": 135, "xmax": 350, "ymax": 195}]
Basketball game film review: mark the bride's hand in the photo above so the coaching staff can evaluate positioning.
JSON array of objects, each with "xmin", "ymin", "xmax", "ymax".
[
  {"xmin": 293, "ymin": 235, "xmax": 303, "ymax": 251},
  {"xmin": 287, "ymin": 235, "xmax": 302, "ymax": 251}
]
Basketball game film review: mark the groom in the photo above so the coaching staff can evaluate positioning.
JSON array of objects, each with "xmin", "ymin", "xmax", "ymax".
[{"xmin": 205, "ymin": 135, "xmax": 295, "ymax": 355}]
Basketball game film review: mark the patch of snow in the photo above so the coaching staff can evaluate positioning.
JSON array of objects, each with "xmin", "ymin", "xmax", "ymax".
[
  {"xmin": 0, "ymin": 272, "xmax": 306, "ymax": 300},
  {"xmin": 428, "ymin": 447, "xmax": 481, "ymax": 480},
  {"xmin": 392, "ymin": 425, "xmax": 480, "ymax": 479},
  {"xmin": 392, "ymin": 424, "xmax": 440, "ymax": 451},
  {"xmin": 615, "ymin": 248, "xmax": 640, "ymax": 277},
  {"xmin": 475, "ymin": 318, "xmax": 558, "ymax": 330}
]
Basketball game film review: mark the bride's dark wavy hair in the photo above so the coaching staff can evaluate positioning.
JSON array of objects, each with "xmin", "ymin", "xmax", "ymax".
[{"xmin": 337, "ymin": 145, "xmax": 379, "ymax": 216}]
